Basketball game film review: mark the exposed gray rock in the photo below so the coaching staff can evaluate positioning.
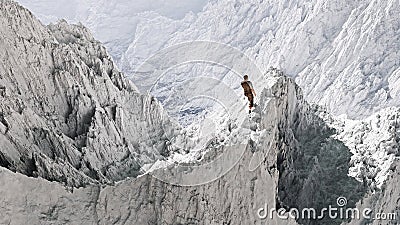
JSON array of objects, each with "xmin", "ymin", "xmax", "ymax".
[
  {"xmin": 0, "ymin": 0, "xmax": 179, "ymax": 187},
  {"xmin": 344, "ymin": 158, "xmax": 400, "ymax": 225},
  {"xmin": 0, "ymin": 74, "xmax": 305, "ymax": 225},
  {"xmin": 0, "ymin": 65, "xmax": 363, "ymax": 225},
  {"xmin": 0, "ymin": 1, "xmax": 397, "ymax": 225}
]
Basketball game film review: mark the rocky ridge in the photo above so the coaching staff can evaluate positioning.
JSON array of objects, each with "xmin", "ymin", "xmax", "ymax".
[
  {"xmin": 0, "ymin": 0, "xmax": 179, "ymax": 187},
  {"xmin": 0, "ymin": 1, "xmax": 399, "ymax": 225}
]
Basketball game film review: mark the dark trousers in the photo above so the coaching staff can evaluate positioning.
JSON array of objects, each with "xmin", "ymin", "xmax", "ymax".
[{"xmin": 245, "ymin": 93, "xmax": 254, "ymax": 108}]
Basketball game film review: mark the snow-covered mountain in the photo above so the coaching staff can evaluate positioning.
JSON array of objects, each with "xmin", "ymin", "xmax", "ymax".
[
  {"xmin": 17, "ymin": 0, "xmax": 400, "ymax": 120},
  {"xmin": 0, "ymin": 0, "xmax": 183, "ymax": 187},
  {"xmin": 1, "ymin": 1, "xmax": 399, "ymax": 225},
  {"xmin": 0, "ymin": 5, "xmax": 369, "ymax": 220},
  {"xmin": 120, "ymin": 0, "xmax": 400, "ymax": 120},
  {"xmin": 320, "ymin": 107, "xmax": 400, "ymax": 189},
  {"xmin": 16, "ymin": 0, "xmax": 209, "ymax": 62}
]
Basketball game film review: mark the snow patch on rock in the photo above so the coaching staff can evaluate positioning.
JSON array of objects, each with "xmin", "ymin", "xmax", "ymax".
[{"xmin": 319, "ymin": 107, "xmax": 400, "ymax": 189}]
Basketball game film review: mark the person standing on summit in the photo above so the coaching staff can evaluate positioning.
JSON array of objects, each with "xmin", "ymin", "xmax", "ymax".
[{"xmin": 241, "ymin": 75, "xmax": 256, "ymax": 114}]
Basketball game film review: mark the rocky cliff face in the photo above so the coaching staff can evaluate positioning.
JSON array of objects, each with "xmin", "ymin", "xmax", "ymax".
[
  {"xmin": 18, "ymin": 0, "xmax": 400, "ymax": 120},
  {"xmin": 0, "ymin": 69, "xmax": 309, "ymax": 225},
  {"xmin": 0, "ymin": 1, "xmax": 398, "ymax": 225},
  {"xmin": 346, "ymin": 158, "xmax": 400, "ymax": 225},
  {"xmin": 0, "ymin": 0, "xmax": 179, "ymax": 187},
  {"xmin": 115, "ymin": 0, "xmax": 400, "ymax": 120},
  {"xmin": 0, "ymin": 14, "xmax": 363, "ymax": 221}
]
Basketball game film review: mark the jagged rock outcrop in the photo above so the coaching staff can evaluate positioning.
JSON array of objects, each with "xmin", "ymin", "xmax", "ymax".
[
  {"xmin": 113, "ymin": 0, "xmax": 400, "ymax": 119},
  {"xmin": 257, "ymin": 70, "xmax": 366, "ymax": 225},
  {"xmin": 0, "ymin": 0, "xmax": 179, "ymax": 187},
  {"xmin": 0, "ymin": 58, "xmax": 362, "ymax": 225},
  {"xmin": 346, "ymin": 159, "xmax": 400, "ymax": 225},
  {"xmin": 318, "ymin": 107, "xmax": 400, "ymax": 190},
  {"xmin": 0, "ymin": 71, "xmax": 295, "ymax": 225},
  {"xmin": 0, "ymin": 2, "xmax": 395, "ymax": 225}
]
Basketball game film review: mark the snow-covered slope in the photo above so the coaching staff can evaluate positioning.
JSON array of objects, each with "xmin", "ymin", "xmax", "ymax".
[
  {"xmin": 16, "ymin": 0, "xmax": 209, "ymax": 62},
  {"xmin": 120, "ymin": 0, "xmax": 400, "ymax": 120},
  {"xmin": 0, "ymin": 53, "xmax": 365, "ymax": 225},
  {"xmin": 17, "ymin": 0, "xmax": 400, "ymax": 120},
  {"xmin": 1, "ymin": 1, "xmax": 399, "ymax": 224},
  {"xmin": 321, "ymin": 107, "xmax": 400, "ymax": 189},
  {"xmin": 346, "ymin": 158, "xmax": 400, "ymax": 225}
]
